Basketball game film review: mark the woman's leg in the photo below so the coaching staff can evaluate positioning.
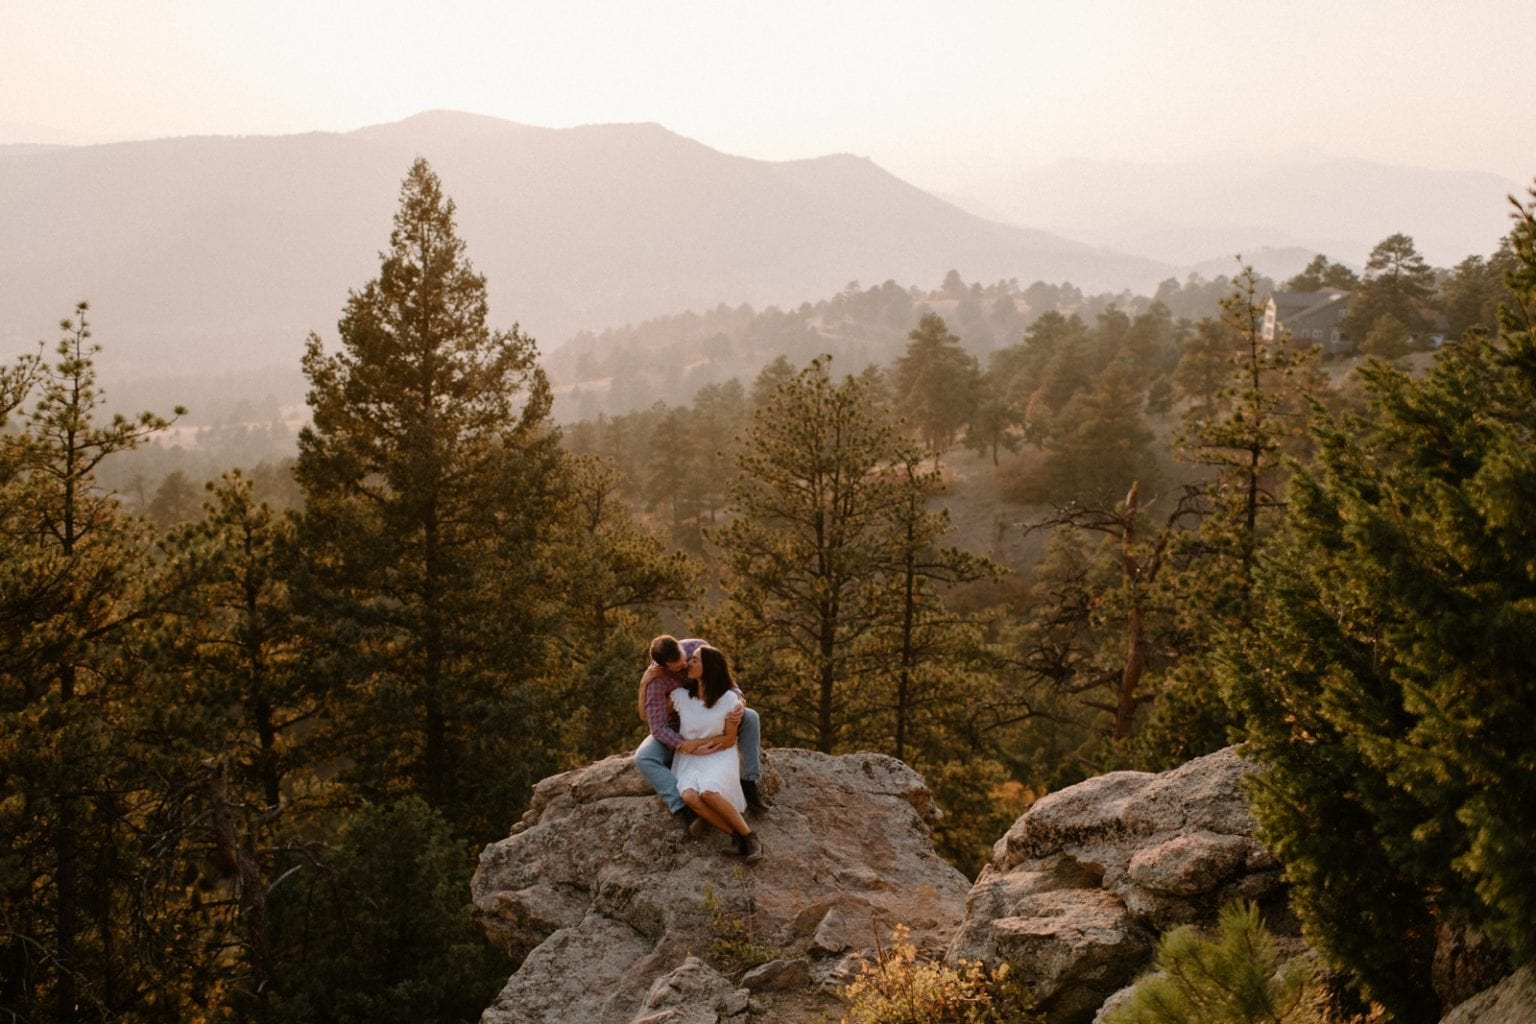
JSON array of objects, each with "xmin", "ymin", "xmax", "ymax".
[
  {"xmin": 701, "ymin": 791, "xmax": 764, "ymax": 862},
  {"xmin": 682, "ymin": 789, "xmax": 734, "ymax": 835},
  {"xmin": 699, "ymin": 791, "xmax": 751, "ymax": 836}
]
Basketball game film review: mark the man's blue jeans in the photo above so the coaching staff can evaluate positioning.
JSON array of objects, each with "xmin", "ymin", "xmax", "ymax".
[{"xmin": 635, "ymin": 707, "xmax": 761, "ymax": 813}]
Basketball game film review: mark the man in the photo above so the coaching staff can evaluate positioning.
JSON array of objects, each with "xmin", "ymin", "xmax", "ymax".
[{"xmin": 635, "ymin": 634, "xmax": 771, "ymax": 834}]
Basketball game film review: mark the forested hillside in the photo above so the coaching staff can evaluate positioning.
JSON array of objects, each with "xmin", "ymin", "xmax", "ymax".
[
  {"xmin": 3, "ymin": 158, "xmax": 1532, "ymax": 1023},
  {"xmin": 544, "ymin": 268, "xmax": 1264, "ymax": 421}
]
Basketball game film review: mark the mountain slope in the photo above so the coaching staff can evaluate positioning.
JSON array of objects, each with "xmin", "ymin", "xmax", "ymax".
[
  {"xmin": 964, "ymin": 155, "xmax": 1521, "ymax": 268},
  {"xmin": 0, "ymin": 111, "xmax": 1169, "ymax": 382}
]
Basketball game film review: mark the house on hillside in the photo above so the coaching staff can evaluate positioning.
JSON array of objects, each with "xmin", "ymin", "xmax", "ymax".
[{"xmin": 1262, "ymin": 289, "xmax": 1352, "ymax": 356}]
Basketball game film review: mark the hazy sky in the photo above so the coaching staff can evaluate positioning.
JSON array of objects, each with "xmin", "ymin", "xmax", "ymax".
[{"xmin": 4, "ymin": 0, "xmax": 1533, "ymax": 191}]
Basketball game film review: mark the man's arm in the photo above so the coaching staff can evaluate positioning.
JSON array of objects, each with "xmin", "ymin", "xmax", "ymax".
[{"xmin": 642, "ymin": 672, "xmax": 687, "ymax": 751}]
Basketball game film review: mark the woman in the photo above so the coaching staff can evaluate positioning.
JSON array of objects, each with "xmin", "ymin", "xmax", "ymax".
[{"xmin": 671, "ymin": 645, "xmax": 764, "ymax": 862}]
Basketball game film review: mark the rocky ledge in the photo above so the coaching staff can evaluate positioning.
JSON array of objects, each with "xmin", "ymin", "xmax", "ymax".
[
  {"xmin": 473, "ymin": 746, "xmax": 1524, "ymax": 1024},
  {"xmin": 951, "ymin": 747, "xmax": 1288, "ymax": 1024},
  {"xmin": 471, "ymin": 749, "xmax": 971, "ymax": 1023}
]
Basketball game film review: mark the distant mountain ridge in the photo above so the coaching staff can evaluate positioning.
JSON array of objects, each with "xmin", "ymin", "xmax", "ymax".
[
  {"xmin": 0, "ymin": 110, "xmax": 1171, "ymax": 387},
  {"xmin": 961, "ymin": 155, "xmax": 1522, "ymax": 268}
]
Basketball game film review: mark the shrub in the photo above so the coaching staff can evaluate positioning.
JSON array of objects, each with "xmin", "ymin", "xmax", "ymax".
[
  {"xmin": 701, "ymin": 877, "xmax": 780, "ymax": 977},
  {"xmin": 1100, "ymin": 900, "xmax": 1322, "ymax": 1024},
  {"xmin": 839, "ymin": 924, "xmax": 1040, "ymax": 1024}
]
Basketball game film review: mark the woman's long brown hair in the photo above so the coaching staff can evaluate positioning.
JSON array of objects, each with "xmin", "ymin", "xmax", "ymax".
[{"xmin": 697, "ymin": 646, "xmax": 734, "ymax": 708}]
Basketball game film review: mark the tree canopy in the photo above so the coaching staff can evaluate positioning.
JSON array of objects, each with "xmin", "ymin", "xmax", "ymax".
[{"xmin": 1228, "ymin": 190, "xmax": 1536, "ymax": 1020}]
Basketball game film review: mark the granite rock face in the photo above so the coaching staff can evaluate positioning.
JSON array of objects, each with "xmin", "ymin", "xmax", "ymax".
[
  {"xmin": 472, "ymin": 749, "xmax": 971, "ymax": 1024},
  {"xmin": 477, "ymin": 744, "xmax": 1521, "ymax": 1023},
  {"xmin": 949, "ymin": 747, "xmax": 1285, "ymax": 1024},
  {"xmin": 1440, "ymin": 966, "xmax": 1536, "ymax": 1024}
]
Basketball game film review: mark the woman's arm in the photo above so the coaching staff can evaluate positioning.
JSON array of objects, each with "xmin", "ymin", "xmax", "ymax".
[
  {"xmin": 684, "ymin": 693, "xmax": 743, "ymax": 755},
  {"xmin": 721, "ymin": 693, "xmax": 741, "ymax": 745}
]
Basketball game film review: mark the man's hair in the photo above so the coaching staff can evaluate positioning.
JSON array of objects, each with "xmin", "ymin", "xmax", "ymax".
[{"xmin": 649, "ymin": 634, "xmax": 683, "ymax": 666}]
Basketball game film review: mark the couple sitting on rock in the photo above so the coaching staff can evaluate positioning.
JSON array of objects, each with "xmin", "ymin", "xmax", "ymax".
[{"xmin": 636, "ymin": 635, "xmax": 769, "ymax": 863}]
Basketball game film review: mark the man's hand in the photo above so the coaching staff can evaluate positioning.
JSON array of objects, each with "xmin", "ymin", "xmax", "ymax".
[
  {"xmin": 679, "ymin": 735, "xmax": 733, "ymax": 755},
  {"xmin": 726, "ymin": 703, "xmax": 745, "ymax": 726}
]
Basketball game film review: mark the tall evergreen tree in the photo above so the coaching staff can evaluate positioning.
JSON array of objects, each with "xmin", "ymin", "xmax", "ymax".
[
  {"xmin": 962, "ymin": 368, "xmax": 1025, "ymax": 466},
  {"xmin": 1129, "ymin": 269, "xmax": 1329, "ymax": 767},
  {"xmin": 1171, "ymin": 318, "xmax": 1232, "ymax": 418},
  {"xmin": 0, "ymin": 305, "xmax": 181, "ymax": 1021},
  {"xmin": 295, "ymin": 159, "xmax": 566, "ymax": 836},
  {"xmin": 869, "ymin": 452, "xmax": 1001, "ymax": 763},
  {"xmin": 711, "ymin": 358, "xmax": 906, "ymax": 752},
  {"xmin": 124, "ymin": 470, "xmax": 335, "ymax": 1020},
  {"xmin": 1438, "ymin": 243, "xmax": 1516, "ymax": 341},
  {"xmin": 558, "ymin": 455, "xmax": 696, "ymax": 645},
  {"xmin": 1174, "ymin": 268, "xmax": 1319, "ymax": 586},
  {"xmin": 1283, "ymin": 253, "xmax": 1359, "ymax": 292},
  {"xmin": 1121, "ymin": 301, "xmax": 1179, "ymax": 382},
  {"xmin": 161, "ymin": 472, "xmax": 313, "ymax": 811},
  {"xmin": 1344, "ymin": 233, "xmax": 1438, "ymax": 344},
  {"xmin": 1022, "ymin": 481, "xmax": 1203, "ymax": 748},
  {"xmin": 892, "ymin": 312, "xmax": 980, "ymax": 458},
  {"xmin": 688, "ymin": 378, "xmax": 748, "ymax": 526},
  {"xmin": 1035, "ymin": 360, "xmax": 1160, "ymax": 506},
  {"xmin": 1227, "ymin": 188, "xmax": 1536, "ymax": 1020},
  {"xmin": 713, "ymin": 356, "xmax": 1001, "ymax": 765}
]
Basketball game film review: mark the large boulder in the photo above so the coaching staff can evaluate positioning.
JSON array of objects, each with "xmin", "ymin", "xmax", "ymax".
[
  {"xmin": 950, "ymin": 747, "xmax": 1287, "ymax": 1024},
  {"xmin": 1440, "ymin": 966, "xmax": 1536, "ymax": 1024},
  {"xmin": 472, "ymin": 749, "xmax": 971, "ymax": 1024}
]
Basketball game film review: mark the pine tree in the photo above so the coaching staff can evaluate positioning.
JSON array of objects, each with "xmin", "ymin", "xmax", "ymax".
[
  {"xmin": 1121, "ymin": 301, "xmax": 1178, "ymax": 383},
  {"xmin": 125, "ymin": 470, "xmax": 336, "ymax": 1019},
  {"xmin": 1438, "ymin": 244, "xmax": 1517, "ymax": 341},
  {"xmin": 0, "ymin": 304, "xmax": 181, "ymax": 1021},
  {"xmin": 560, "ymin": 455, "xmax": 697, "ymax": 644},
  {"xmin": 873, "ymin": 452, "xmax": 1002, "ymax": 762},
  {"xmin": 1101, "ymin": 901, "xmax": 1321, "ymax": 1024},
  {"xmin": 1226, "ymin": 187, "xmax": 1536, "ymax": 1019},
  {"xmin": 1125, "ymin": 269, "xmax": 1331, "ymax": 768},
  {"xmin": 688, "ymin": 377, "xmax": 748, "ymax": 526},
  {"xmin": 642, "ymin": 403, "xmax": 698, "ymax": 537},
  {"xmin": 161, "ymin": 472, "xmax": 313, "ymax": 811},
  {"xmin": 146, "ymin": 468, "xmax": 202, "ymax": 528},
  {"xmin": 713, "ymin": 357, "xmax": 1000, "ymax": 757},
  {"xmin": 1171, "ymin": 319, "xmax": 1231, "ymax": 419},
  {"xmin": 987, "ymin": 310, "xmax": 1092, "ymax": 448},
  {"xmin": 962, "ymin": 369, "xmax": 1025, "ymax": 466},
  {"xmin": 1175, "ymin": 267, "xmax": 1317, "ymax": 564},
  {"xmin": 892, "ymin": 312, "xmax": 980, "ymax": 458},
  {"xmin": 1036, "ymin": 359, "xmax": 1160, "ymax": 506},
  {"xmin": 266, "ymin": 798, "xmax": 507, "ymax": 1024},
  {"xmin": 1343, "ymin": 232, "xmax": 1438, "ymax": 344},
  {"xmin": 294, "ymin": 159, "xmax": 567, "ymax": 836},
  {"xmin": 1022, "ymin": 481, "xmax": 1205, "ymax": 749},
  {"xmin": 711, "ymin": 357, "xmax": 905, "ymax": 752},
  {"xmin": 1284, "ymin": 254, "xmax": 1359, "ymax": 293}
]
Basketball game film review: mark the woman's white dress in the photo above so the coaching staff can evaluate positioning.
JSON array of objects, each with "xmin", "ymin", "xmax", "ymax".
[{"xmin": 670, "ymin": 687, "xmax": 746, "ymax": 812}]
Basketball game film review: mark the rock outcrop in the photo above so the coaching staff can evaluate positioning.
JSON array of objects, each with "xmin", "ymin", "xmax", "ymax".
[
  {"xmin": 1441, "ymin": 966, "xmax": 1536, "ymax": 1024},
  {"xmin": 475, "ymin": 745, "xmax": 1517, "ymax": 1023},
  {"xmin": 949, "ymin": 747, "xmax": 1287, "ymax": 1024},
  {"xmin": 471, "ymin": 749, "xmax": 971, "ymax": 1023}
]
